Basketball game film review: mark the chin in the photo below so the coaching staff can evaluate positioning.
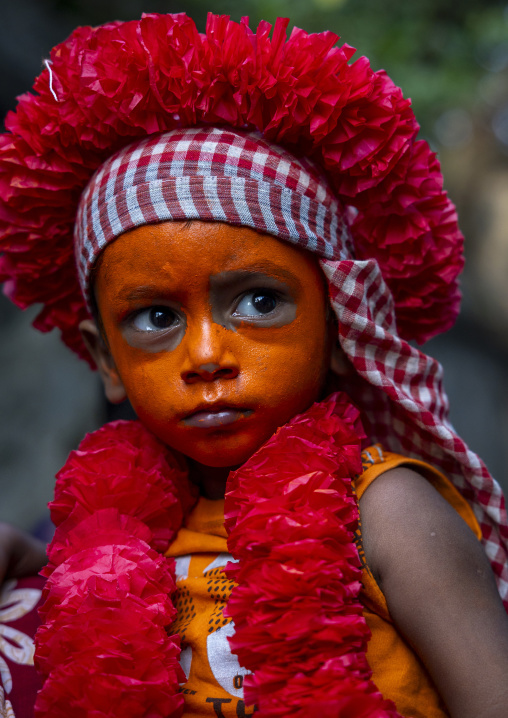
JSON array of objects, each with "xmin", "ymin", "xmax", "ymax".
[
  {"xmin": 183, "ymin": 444, "xmax": 261, "ymax": 469},
  {"xmin": 168, "ymin": 429, "xmax": 277, "ymax": 469}
]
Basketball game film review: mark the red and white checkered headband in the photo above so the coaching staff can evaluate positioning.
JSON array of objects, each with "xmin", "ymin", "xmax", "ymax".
[
  {"xmin": 75, "ymin": 125, "xmax": 508, "ymax": 606},
  {"xmin": 74, "ymin": 126, "xmax": 351, "ymax": 304}
]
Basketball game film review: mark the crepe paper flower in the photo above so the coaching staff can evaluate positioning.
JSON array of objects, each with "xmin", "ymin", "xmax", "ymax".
[
  {"xmin": 35, "ymin": 421, "xmax": 195, "ymax": 718},
  {"xmin": 224, "ymin": 394, "xmax": 402, "ymax": 715}
]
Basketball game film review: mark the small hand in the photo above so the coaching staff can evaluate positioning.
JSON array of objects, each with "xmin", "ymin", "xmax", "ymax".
[{"xmin": 0, "ymin": 522, "xmax": 47, "ymax": 585}]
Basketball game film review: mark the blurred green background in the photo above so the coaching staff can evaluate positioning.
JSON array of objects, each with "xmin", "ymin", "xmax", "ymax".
[{"xmin": 1, "ymin": 0, "xmax": 508, "ymax": 531}]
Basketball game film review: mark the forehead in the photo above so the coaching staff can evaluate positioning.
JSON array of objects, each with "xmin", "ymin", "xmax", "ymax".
[{"xmin": 94, "ymin": 220, "xmax": 325, "ymax": 290}]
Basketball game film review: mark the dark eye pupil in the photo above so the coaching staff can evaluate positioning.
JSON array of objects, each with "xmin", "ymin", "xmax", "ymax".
[
  {"xmin": 149, "ymin": 308, "xmax": 173, "ymax": 328},
  {"xmin": 253, "ymin": 293, "xmax": 276, "ymax": 314}
]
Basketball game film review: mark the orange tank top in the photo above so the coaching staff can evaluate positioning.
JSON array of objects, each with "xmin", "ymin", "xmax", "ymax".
[
  {"xmin": 166, "ymin": 445, "xmax": 482, "ymax": 718},
  {"xmin": 355, "ymin": 445, "xmax": 481, "ymax": 718}
]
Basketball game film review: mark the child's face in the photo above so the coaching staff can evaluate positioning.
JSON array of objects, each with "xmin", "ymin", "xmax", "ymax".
[{"xmin": 88, "ymin": 221, "xmax": 335, "ymax": 468}]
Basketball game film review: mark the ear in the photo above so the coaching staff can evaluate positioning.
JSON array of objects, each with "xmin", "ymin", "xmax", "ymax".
[
  {"xmin": 79, "ymin": 319, "xmax": 127, "ymax": 404},
  {"xmin": 325, "ymin": 311, "xmax": 354, "ymax": 378},
  {"xmin": 329, "ymin": 339, "xmax": 354, "ymax": 378}
]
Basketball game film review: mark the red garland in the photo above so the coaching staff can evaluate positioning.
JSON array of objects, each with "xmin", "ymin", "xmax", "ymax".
[
  {"xmin": 35, "ymin": 394, "xmax": 404, "ymax": 717},
  {"xmin": 0, "ymin": 13, "xmax": 463, "ymax": 363},
  {"xmin": 225, "ymin": 393, "xmax": 400, "ymax": 716},
  {"xmin": 35, "ymin": 422, "xmax": 196, "ymax": 718}
]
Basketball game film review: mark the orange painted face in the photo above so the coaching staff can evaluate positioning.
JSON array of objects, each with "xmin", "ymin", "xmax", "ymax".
[{"xmin": 92, "ymin": 221, "xmax": 334, "ymax": 468}]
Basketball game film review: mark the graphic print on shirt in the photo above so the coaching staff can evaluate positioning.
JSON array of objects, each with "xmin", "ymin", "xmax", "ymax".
[{"xmin": 172, "ymin": 553, "xmax": 256, "ymax": 716}]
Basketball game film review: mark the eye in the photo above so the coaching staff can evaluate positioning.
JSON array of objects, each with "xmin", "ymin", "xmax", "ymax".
[
  {"xmin": 234, "ymin": 290, "xmax": 279, "ymax": 317},
  {"xmin": 131, "ymin": 306, "xmax": 178, "ymax": 332}
]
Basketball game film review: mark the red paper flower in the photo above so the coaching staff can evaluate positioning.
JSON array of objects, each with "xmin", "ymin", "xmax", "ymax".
[
  {"xmin": 224, "ymin": 393, "xmax": 402, "ymax": 716},
  {"xmin": 351, "ymin": 139, "xmax": 464, "ymax": 339},
  {"xmin": 50, "ymin": 420, "xmax": 195, "ymax": 552},
  {"xmin": 35, "ymin": 606, "xmax": 184, "ymax": 718},
  {"xmin": 34, "ymin": 420, "xmax": 194, "ymax": 718}
]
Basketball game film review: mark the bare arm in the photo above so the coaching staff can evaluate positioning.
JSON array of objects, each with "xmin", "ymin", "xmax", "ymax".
[
  {"xmin": 0, "ymin": 521, "xmax": 47, "ymax": 585},
  {"xmin": 359, "ymin": 467, "xmax": 508, "ymax": 718}
]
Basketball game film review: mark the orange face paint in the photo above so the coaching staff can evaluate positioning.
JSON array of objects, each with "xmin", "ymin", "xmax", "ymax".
[{"xmin": 93, "ymin": 221, "xmax": 333, "ymax": 470}]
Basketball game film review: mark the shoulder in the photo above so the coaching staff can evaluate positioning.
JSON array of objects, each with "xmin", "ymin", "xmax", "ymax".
[
  {"xmin": 358, "ymin": 465, "xmax": 484, "ymax": 588},
  {"xmin": 358, "ymin": 466, "xmax": 508, "ymax": 717}
]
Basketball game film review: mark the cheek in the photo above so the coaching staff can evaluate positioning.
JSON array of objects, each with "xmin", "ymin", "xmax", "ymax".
[
  {"xmin": 106, "ymin": 330, "xmax": 184, "ymax": 418},
  {"xmin": 238, "ymin": 312, "xmax": 330, "ymax": 409},
  {"xmin": 126, "ymin": 364, "xmax": 178, "ymax": 419}
]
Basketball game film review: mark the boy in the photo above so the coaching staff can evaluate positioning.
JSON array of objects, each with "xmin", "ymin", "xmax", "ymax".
[{"xmin": 1, "ymin": 13, "xmax": 508, "ymax": 718}]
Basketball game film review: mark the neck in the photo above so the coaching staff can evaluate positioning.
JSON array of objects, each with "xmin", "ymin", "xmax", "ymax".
[{"xmin": 187, "ymin": 460, "xmax": 236, "ymax": 499}]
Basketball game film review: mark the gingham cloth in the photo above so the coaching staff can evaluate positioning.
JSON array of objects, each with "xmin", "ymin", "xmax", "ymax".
[
  {"xmin": 75, "ymin": 126, "xmax": 508, "ymax": 605},
  {"xmin": 75, "ymin": 127, "xmax": 351, "ymax": 304}
]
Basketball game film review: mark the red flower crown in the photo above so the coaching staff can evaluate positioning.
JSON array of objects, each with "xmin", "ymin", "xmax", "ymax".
[{"xmin": 0, "ymin": 13, "xmax": 463, "ymax": 364}]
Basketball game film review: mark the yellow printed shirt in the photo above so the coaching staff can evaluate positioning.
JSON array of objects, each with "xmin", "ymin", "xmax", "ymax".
[{"xmin": 165, "ymin": 498, "xmax": 256, "ymax": 718}]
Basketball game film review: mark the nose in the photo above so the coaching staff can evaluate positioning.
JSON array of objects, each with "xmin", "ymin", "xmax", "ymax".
[
  {"xmin": 180, "ymin": 320, "xmax": 240, "ymax": 384},
  {"xmin": 182, "ymin": 362, "xmax": 239, "ymax": 384}
]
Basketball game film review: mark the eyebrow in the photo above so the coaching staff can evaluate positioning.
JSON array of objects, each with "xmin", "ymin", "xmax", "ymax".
[
  {"xmin": 119, "ymin": 261, "xmax": 300, "ymax": 302},
  {"xmin": 215, "ymin": 261, "xmax": 300, "ymax": 284},
  {"xmin": 119, "ymin": 285, "xmax": 164, "ymax": 302}
]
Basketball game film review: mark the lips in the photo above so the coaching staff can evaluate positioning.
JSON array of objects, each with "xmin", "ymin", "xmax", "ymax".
[{"xmin": 182, "ymin": 406, "xmax": 253, "ymax": 428}]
